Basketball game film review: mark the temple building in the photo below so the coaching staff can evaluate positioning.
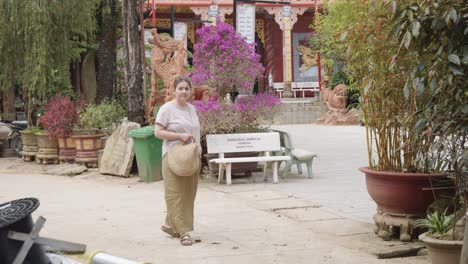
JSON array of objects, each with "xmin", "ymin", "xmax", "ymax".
[{"xmin": 144, "ymin": 0, "xmax": 323, "ymax": 97}]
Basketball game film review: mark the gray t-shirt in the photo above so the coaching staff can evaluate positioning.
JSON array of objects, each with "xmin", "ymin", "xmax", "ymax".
[{"xmin": 155, "ymin": 101, "xmax": 201, "ymax": 158}]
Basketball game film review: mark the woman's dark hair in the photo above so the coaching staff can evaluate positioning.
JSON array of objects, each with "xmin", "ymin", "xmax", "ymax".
[{"xmin": 173, "ymin": 76, "xmax": 192, "ymax": 90}]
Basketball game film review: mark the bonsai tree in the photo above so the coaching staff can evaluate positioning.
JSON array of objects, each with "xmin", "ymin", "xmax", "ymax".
[{"xmin": 190, "ymin": 18, "xmax": 264, "ymax": 98}]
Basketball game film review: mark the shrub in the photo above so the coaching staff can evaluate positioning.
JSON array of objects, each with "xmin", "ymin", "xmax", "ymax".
[
  {"xmin": 193, "ymin": 93, "xmax": 281, "ymax": 140},
  {"xmin": 38, "ymin": 95, "xmax": 78, "ymax": 137},
  {"xmin": 190, "ymin": 18, "xmax": 264, "ymax": 97},
  {"xmin": 78, "ymin": 99, "xmax": 126, "ymax": 130}
]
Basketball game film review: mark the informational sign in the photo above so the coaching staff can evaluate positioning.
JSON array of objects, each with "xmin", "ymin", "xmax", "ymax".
[
  {"xmin": 236, "ymin": 3, "xmax": 255, "ymax": 44},
  {"xmin": 206, "ymin": 133, "xmax": 281, "ymax": 154}
]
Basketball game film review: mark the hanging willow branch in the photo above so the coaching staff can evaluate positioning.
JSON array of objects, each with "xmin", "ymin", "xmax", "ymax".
[{"xmin": 0, "ymin": 0, "xmax": 99, "ymax": 100}]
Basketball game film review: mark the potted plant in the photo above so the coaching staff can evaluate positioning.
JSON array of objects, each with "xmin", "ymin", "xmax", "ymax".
[
  {"xmin": 416, "ymin": 210, "xmax": 463, "ymax": 264},
  {"xmin": 73, "ymin": 99, "xmax": 126, "ymax": 168},
  {"xmin": 194, "ymin": 93, "xmax": 281, "ymax": 175},
  {"xmin": 314, "ymin": 0, "xmax": 466, "ymax": 241},
  {"xmin": 188, "ymin": 18, "xmax": 269, "ymax": 177},
  {"xmin": 38, "ymin": 95, "xmax": 79, "ymax": 163},
  {"xmin": 19, "ymin": 127, "xmax": 41, "ymax": 162},
  {"xmin": 393, "ymin": 0, "xmax": 466, "ymax": 258},
  {"xmin": 190, "ymin": 18, "xmax": 264, "ymax": 99}
]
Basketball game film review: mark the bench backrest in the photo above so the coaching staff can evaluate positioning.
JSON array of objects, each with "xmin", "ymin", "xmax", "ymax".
[
  {"xmin": 294, "ymin": 81, "xmax": 319, "ymax": 89},
  {"xmin": 206, "ymin": 132, "xmax": 281, "ymax": 154},
  {"xmin": 272, "ymin": 82, "xmax": 284, "ymax": 90},
  {"xmin": 270, "ymin": 129, "xmax": 294, "ymax": 154}
]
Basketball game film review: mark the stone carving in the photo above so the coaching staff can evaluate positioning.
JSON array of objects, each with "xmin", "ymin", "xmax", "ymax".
[
  {"xmin": 219, "ymin": 6, "xmax": 233, "ymax": 19},
  {"xmin": 99, "ymin": 121, "xmax": 141, "ymax": 177},
  {"xmin": 146, "ymin": 29, "xmax": 188, "ymax": 124},
  {"xmin": 264, "ymin": 6, "xmax": 308, "ymax": 31},
  {"xmin": 190, "ymin": 6, "xmax": 210, "ymax": 22},
  {"xmin": 322, "ymin": 84, "xmax": 348, "ymax": 113},
  {"xmin": 373, "ymin": 211, "xmax": 419, "ymax": 242}
]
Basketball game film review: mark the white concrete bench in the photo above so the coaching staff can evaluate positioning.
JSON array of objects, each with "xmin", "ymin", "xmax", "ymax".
[
  {"xmin": 292, "ymin": 81, "xmax": 320, "ymax": 99},
  {"xmin": 272, "ymin": 82, "xmax": 284, "ymax": 99},
  {"xmin": 207, "ymin": 132, "xmax": 291, "ymax": 185},
  {"xmin": 273, "ymin": 82, "xmax": 320, "ymax": 100}
]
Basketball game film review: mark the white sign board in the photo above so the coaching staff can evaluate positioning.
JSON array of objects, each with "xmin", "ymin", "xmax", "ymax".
[
  {"xmin": 236, "ymin": 3, "xmax": 255, "ymax": 44},
  {"xmin": 207, "ymin": 132, "xmax": 281, "ymax": 154}
]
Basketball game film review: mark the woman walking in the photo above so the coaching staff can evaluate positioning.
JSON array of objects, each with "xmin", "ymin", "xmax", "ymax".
[{"xmin": 154, "ymin": 76, "xmax": 201, "ymax": 246}]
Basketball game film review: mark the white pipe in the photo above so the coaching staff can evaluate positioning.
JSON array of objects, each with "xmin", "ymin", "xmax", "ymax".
[
  {"xmin": 91, "ymin": 252, "xmax": 141, "ymax": 264},
  {"xmin": 92, "ymin": 252, "xmax": 141, "ymax": 264}
]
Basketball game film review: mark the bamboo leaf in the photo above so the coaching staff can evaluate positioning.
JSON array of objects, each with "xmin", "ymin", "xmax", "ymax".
[
  {"xmin": 412, "ymin": 21, "xmax": 420, "ymax": 37},
  {"xmin": 449, "ymin": 8, "xmax": 458, "ymax": 22},
  {"xmin": 449, "ymin": 65, "xmax": 463, "ymax": 75},
  {"xmin": 403, "ymin": 81, "xmax": 409, "ymax": 99},
  {"xmin": 403, "ymin": 30, "xmax": 412, "ymax": 49},
  {"xmin": 448, "ymin": 54, "xmax": 461, "ymax": 65}
]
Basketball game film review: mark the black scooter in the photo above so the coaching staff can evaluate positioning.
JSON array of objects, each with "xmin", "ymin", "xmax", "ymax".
[{"xmin": 0, "ymin": 120, "xmax": 27, "ymax": 157}]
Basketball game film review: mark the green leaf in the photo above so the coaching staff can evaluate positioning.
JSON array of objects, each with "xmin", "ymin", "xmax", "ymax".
[
  {"xmin": 449, "ymin": 65, "xmax": 463, "ymax": 75},
  {"xmin": 449, "ymin": 8, "xmax": 458, "ymax": 22},
  {"xmin": 448, "ymin": 54, "xmax": 461, "ymax": 65},
  {"xmin": 412, "ymin": 21, "xmax": 420, "ymax": 37},
  {"xmin": 339, "ymin": 31, "xmax": 348, "ymax": 41},
  {"xmin": 403, "ymin": 30, "xmax": 412, "ymax": 49},
  {"xmin": 403, "ymin": 81, "xmax": 409, "ymax": 99}
]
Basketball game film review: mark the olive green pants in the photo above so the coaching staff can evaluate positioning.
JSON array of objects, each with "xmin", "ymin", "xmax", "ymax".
[{"xmin": 162, "ymin": 155, "xmax": 199, "ymax": 235}]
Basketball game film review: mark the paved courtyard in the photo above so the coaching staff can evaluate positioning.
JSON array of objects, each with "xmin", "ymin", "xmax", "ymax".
[{"xmin": 0, "ymin": 124, "xmax": 429, "ymax": 263}]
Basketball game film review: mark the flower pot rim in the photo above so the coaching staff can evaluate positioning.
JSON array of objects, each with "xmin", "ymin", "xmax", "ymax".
[
  {"xmin": 359, "ymin": 167, "xmax": 445, "ymax": 178},
  {"xmin": 71, "ymin": 133, "xmax": 105, "ymax": 139},
  {"xmin": 418, "ymin": 232, "xmax": 463, "ymax": 246}
]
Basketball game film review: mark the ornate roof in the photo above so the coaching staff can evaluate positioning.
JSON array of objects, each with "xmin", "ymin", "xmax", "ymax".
[{"xmin": 151, "ymin": 0, "xmax": 324, "ymax": 7}]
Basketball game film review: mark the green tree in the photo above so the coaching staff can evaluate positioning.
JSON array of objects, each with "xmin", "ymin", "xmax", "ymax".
[
  {"xmin": 0, "ymin": 0, "xmax": 99, "ymax": 124},
  {"xmin": 122, "ymin": 0, "xmax": 144, "ymax": 124},
  {"xmin": 96, "ymin": 0, "xmax": 119, "ymax": 103}
]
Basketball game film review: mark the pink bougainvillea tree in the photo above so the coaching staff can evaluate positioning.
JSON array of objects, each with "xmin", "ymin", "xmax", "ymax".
[{"xmin": 190, "ymin": 18, "xmax": 265, "ymax": 97}]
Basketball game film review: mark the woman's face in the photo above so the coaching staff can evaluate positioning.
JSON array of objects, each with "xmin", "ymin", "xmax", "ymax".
[{"xmin": 174, "ymin": 81, "xmax": 191, "ymax": 102}]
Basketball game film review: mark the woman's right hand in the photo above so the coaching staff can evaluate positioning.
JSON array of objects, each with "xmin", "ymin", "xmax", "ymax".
[{"xmin": 179, "ymin": 133, "xmax": 193, "ymax": 144}]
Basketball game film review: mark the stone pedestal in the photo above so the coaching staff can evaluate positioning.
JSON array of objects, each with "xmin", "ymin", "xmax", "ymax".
[{"xmin": 373, "ymin": 210, "xmax": 421, "ymax": 242}]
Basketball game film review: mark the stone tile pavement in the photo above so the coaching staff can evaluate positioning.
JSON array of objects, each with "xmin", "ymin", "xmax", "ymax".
[
  {"xmin": 0, "ymin": 124, "xmax": 430, "ymax": 263},
  {"xmin": 269, "ymin": 124, "xmax": 376, "ymax": 224}
]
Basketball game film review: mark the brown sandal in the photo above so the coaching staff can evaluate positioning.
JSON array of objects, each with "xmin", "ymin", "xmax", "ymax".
[
  {"xmin": 180, "ymin": 233, "xmax": 192, "ymax": 246},
  {"xmin": 161, "ymin": 225, "xmax": 180, "ymax": 238}
]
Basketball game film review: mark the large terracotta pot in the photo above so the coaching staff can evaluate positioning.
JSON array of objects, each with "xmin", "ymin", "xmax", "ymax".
[
  {"xmin": 19, "ymin": 130, "xmax": 38, "ymax": 161},
  {"xmin": 360, "ymin": 167, "xmax": 446, "ymax": 215},
  {"xmin": 35, "ymin": 132, "xmax": 59, "ymax": 164},
  {"xmin": 72, "ymin": 133, "xmax": 104, "ymax": 168},
  {"xmin": 419, "ymin": 233, "xmax": 462, "ymax": 264},
  {"xmin": 57, "ymin": 135, "xmax": 76, "ymax": 163}
]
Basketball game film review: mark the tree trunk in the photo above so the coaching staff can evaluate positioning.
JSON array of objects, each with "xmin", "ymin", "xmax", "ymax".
[
  {"xmin": 122, "ymin": 0, "xmax": 145, "ymax": 124},
  {"xmin": 2, "ymin": 81, "xmax": 16, "ymax": 121},
  {"xmin": 96, "ymin": 0, "xmax": 117, "ymax": 103}
]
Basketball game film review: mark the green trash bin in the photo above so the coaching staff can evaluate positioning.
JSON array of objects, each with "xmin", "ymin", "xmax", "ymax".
[{"xmin": 129, "ymin": 125, "xmax": 163, "ymax": 183}]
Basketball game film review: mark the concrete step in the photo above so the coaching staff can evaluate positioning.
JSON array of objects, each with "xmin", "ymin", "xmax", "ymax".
[{"xmin": 273, "ymin": 100, "xmax": 326, "ymax": 125}]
